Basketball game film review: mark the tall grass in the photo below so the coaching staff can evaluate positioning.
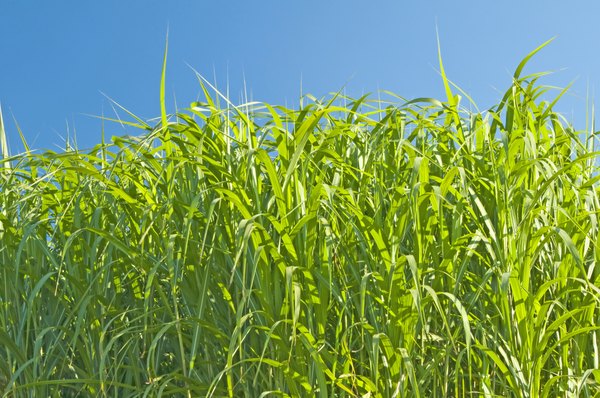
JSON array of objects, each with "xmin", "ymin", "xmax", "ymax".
[{"xmin": 1, "ymin": 42, "xmax": 600, "ymax": 397}]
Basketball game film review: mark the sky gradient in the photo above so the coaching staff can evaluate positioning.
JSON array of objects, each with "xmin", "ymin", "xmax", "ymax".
[{"xmin": 1, "ymin": 1, "xmax": 599, "ymax": 152}]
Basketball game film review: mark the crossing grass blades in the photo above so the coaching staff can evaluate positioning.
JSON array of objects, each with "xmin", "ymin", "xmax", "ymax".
[{"xmin": 1, "ymin": 39, "xmax": 600, "ymax": 397}]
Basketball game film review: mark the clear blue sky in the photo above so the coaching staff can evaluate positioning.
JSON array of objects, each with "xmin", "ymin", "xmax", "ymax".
[{"xmin": 1, "ymin": 1, "xmax": 599, "ymax": 152}]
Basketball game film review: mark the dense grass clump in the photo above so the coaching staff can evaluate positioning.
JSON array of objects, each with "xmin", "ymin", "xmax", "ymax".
[{"xmin": 1, "ymin": 44, "xmax": 600, "ymax": 397}]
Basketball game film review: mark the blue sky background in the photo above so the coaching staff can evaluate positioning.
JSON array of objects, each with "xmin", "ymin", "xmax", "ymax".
[{"xmin": 1, "ymin": 1, "xmax": 599, "ymax": 152}]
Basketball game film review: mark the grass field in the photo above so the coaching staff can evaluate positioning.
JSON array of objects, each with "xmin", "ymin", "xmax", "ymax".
[{"xmin": 1, "ymin": 41, "xmax": 600, "ymax": 397}]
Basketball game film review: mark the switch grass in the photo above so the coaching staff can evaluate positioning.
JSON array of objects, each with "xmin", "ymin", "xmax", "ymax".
[{"xmin": 1, "ymin": 42, "xmax": 600, "ymax": 397}]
